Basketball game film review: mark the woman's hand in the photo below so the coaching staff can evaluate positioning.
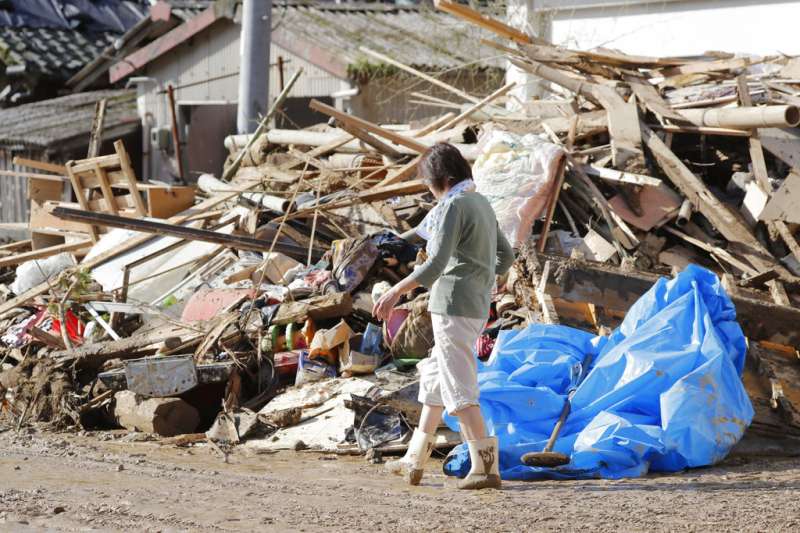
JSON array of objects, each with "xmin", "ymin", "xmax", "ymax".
[{"xmin": 372, "ymin": 287, "xmax": 402, "ymax": 322}]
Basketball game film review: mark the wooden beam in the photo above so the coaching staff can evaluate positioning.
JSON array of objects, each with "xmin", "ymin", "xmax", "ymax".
[
  {"xmin": 87, "ymin": 99, "xmax": 107, "ymax": 158},
  {"xmin": 0, "ymin": 189, "xmax": 247, "ymax": 317},
  {"xmin": 434, "ymin": 0, "xmax": 534, "ymax": 45},
  {"xmin": 51, "ymin": 207, "xmax": 322, "ymax": 261},
  {"xmin": 0, "ymin": 240, "xmax": 91, "ymax": 269},
  {"xmin": 309, "ymin": 99, "xmax": 428, "ymax": 154},
  {"xmin": 523, "ymin": 250, "xmax": 800, "ymax": 349},
  {"xmin": 11, "ymin": 157, "xmax": 67, "ymax": 174},
  {"xmin": 641, "ymin": 122, "xmax": 781, "ymax": 275}
]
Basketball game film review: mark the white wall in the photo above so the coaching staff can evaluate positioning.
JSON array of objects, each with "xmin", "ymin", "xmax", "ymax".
[{"xmin": 550, "ymin": 0, "xmax": 800, "ymax": 57}]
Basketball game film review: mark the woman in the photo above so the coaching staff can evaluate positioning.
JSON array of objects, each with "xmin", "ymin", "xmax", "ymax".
[{"xmin": 373, "ymin": 142, "xmax": 514, "ymax": 490}]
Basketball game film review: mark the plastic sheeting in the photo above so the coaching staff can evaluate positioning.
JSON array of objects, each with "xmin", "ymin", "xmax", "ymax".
[
  {"xmin": 472, "ymin": 129, "xmax": 565, "ymax": 247},
  {"xmin": 0, "ymin": 0, "xmax": 147, "ymax": 33},
  {"xmin": 443, "ymin": 265, "xmax": 753, "ymax": 480}
]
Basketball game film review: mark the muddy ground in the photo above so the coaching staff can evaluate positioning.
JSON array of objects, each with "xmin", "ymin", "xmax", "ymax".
[{"xmin": 1, "ymin": 425, "xmax": 799, "ymax": 532}]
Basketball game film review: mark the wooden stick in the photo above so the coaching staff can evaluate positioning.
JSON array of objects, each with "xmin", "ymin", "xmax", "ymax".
[
  {"xmin": 537, "ymin": 157, "xmax": 567, "ymax": 253},
  {"xmin": 11, "ymin": 157, "xmax": 67, "ymax": 175},
  {"xmin": 0, "ymin": 240, "xmax": 91, "ymax": 269},
  {"xmin": 434, "ymin": 82, "xmax": 516, "ymax": 132},
  {"xmin": 309, "ymin": 99, "xmax": 427, "ymax": 153},
  {"xmin": 222, "ymin": 68, "xmax": 303, "ymax": 182},
  {"xmin": 360, "ymin": 46, "xmax": 495, "ymax": 108},
  {"xmin": 414, "ymin": 112, "xmax": 456, "ymax": 137},
  {"xmin": 0, "ymin": 170, "xmax": 66, "ymax": 182},
  {"xmin": 433, "ymin": 0, "xmax": 534, "ymax": 45},
  {"xmin": 87, "ymin": 99, "xmax": 107, "ymax": 158},
  {"xmin": 664, "ymin": 226, "xmax": 758, "ymax": 276}
]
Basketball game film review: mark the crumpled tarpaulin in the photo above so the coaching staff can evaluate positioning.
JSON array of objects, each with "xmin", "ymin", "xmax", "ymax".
[{"xmin": 443, "ymin": 265, "xmax": 753, "ymax": 480}]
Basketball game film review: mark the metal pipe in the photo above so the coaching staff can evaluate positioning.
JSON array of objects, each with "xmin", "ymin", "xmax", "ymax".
[
  {"xmin": 223, "ymin": 130, "xmax": 480, "ymax": 160},
  {"xmin": 678, "ymin": 105, "xmax": 800, "ymax": 129},
  {"xmin": 237, "ymin": 0, "xmax": 271, "ymax": 134},
  {"xmin": 197, "ymin": 174, "xmax": 294, "ymax": 213},
  {"xmin": 676, "ymin": 199, "xmax": 693, "ymax": 227}
]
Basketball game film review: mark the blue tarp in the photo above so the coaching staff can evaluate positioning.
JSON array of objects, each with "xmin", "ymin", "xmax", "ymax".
[
  {"xmin": 443, "ymin": 265, "xmax": 754, "ymax": 480},
  {"xmin": 0, "ymin": 0, "xmax": 148, "ymax": 33}
]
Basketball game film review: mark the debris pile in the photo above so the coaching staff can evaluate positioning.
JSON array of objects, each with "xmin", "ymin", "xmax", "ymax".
[{"xmin": 1, "ymin": 1, "xmax": 800, "ymax": 472}]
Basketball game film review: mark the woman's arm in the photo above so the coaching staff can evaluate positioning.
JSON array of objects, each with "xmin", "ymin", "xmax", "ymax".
[
  {"xmin": 372, "ymin": 276, "xmax": 420, "ymax": 321},
  {"xmin": 373, "ymin": 203, "xmax": 461, "ymax": 321}
]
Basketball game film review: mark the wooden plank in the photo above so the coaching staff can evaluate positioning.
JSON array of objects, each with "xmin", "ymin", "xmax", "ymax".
[
  {"xmin": 146, "ymin": 186, "xmax": 196, "ymax": 218},
  {"xmin": 582, "ymin": 164, "xmax": 662, "ymax": 187},
  {"xmin": 375, "ymin": 156, "xmax": 421, "ymax": 188},
  {"xmin": 65, "ymin": 163, "xmax": 99, "ymax": 242},
  {"xmin": 93, "ymin": 163, "xmax": 119, "ymax": 215},
  {"xmin": 623, "ymin": 73, "xmax": 688, "ymax": 124},
  {"xmin": 50, "ymin": 207, "xmax": 318, "ymax": 260},
  {"xmin": 760, "ymin": 127, "xmax": 800, "ymax": 172},
  {"xmin": 0, "ymin": 189, "xmax": 242, "ymax": 317},
  {"xmin": 524, "ymin": 250, "xmax": 800, "ymax": 349},
  {"xmin": 114, "ymin": 140, "xmax": 147, "ymax": 216},
  {"xmin": 309, "ymin": 100, "xmax": 428, "ymax": 154},
  {"xmin": 292, "ymin": 179, "xmax": 427, "ymax": 218},
  {"xmin": 659, "ymin": 57, "xmax": 751, "ymax": 78},
  {"xmin": 337, "ymin": 121, "xmax": 403, "ymax": 159},
  {"xmin": 651, "ymin": 124, "xmax": 750, "ymax": 137},
  {"xmin": 0, "ymin": 170, "xmax": 66, "ymax": 182},
  {"xmin": 433, "ymin": 82, "xmax": 516, "ymax": 132},
  {"xmin": 736, "ymin": 76, "xmax": 791, "ymax": 304},
  {"xmin": 0, "ymin": 240, "xmax": 91, "ymax": 268},
  {"xmin": 537, "ymin": 157, "xmax": 567, "ymax": 253},
  {"xmin": 737, "ymin": 76, "xmax": 771, "ymax": 192},
  {"xmin": 12, "ymin": 157, "xmax": 67, "ymax": 175},
  {"xmin": 433, "ymin": 0, "xmax": 534, "ymax": 45},
  {"xmin": 87, "ymin": 99, "xmax": 107, "ymax": 158},
  {"xmin": 641, "ymin": 122, "xmax": 781, "ymax": 275},
  {"xmin": 68, "ymin": 154, "xmax": 120, "ymax": 175}
]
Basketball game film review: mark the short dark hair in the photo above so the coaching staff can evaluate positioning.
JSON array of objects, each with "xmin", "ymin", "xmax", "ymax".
[{"xmin": 418, "ymin": 142, "xmax": 472, "ymax": 192}]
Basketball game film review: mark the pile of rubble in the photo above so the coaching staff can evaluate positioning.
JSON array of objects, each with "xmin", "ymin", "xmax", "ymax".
[{"xmin": 1, "ymin": 1, "xmax": 800, "ymax": 459}]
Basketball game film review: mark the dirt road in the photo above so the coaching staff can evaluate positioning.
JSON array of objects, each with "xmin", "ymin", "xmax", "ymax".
[{"xmin": 1, "ymin": 425, "xmax": 799, "ymax": 532}]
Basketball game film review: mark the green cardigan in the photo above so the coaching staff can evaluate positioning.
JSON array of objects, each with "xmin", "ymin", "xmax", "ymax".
[{"xmin": 410, "ymin": 191, "xmax": 514, "ymax": 319}]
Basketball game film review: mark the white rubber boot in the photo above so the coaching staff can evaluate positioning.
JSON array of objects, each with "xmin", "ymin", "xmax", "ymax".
[
  {"xmin": 457, "ymin": 436, "xmax": 502, "ymax": 490},
  {"xmin": 384, "ymin": 429, "xmax": 436, "ymax": 485}
]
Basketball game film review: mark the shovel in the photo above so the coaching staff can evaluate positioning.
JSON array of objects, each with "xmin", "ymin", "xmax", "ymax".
[{"xmin": 521, "ymin": 353, "xmax": 593, "ymax": 468}]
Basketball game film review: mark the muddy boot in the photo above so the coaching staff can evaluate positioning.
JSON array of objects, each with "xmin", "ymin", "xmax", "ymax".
[
  {"xmin": 457, "ymin": 436, "xmax": 501, "ymax": 490},
  {"xmin": 384, "ymin": 429, "xmax": 435, "ymax": 485}
]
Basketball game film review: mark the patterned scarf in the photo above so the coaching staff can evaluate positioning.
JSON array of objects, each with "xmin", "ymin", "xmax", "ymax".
[{"xmin": 416, "ymin": 179, "xmax": 476, "ymax": 243}]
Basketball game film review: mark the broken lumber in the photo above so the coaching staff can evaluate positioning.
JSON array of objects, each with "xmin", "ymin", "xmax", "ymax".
[
  {"xmin": 50, "ymin": 207, "xmax": 322, "ymax": 261},
  {"xmin": 523, "ymin": 250, "xmax": 800, "ymax": 349}
]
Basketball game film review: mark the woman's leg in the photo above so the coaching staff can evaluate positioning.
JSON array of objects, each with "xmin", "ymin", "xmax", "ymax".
[
  {"xmin": 453, "ymin": 405, "xmax": 485, "ymax": 441},
  {"xmin": 419, "ymin": 404, "xmax": 444, "ymax": 434}
]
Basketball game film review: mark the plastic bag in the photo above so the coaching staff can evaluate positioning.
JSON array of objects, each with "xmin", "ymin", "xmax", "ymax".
[
  {"xmin": 472, "ymin": 130, "xmax": 565, "ymax": 246},
  {"xmin": 294, "ymin": 350, "xmax": 336, "ymax": 386},
  {"xmin": 443, "ymin": 265, "xmax": 753, "ymax": 480}
]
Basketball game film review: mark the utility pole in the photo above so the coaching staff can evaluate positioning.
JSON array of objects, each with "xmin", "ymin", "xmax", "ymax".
[
  {"xmin": 237, "ymin": 0, "xmax": 272, "ymax": 134},
  {"xmin": 506, "ymin": 0, "xmax": 551, "ymax": 108}
]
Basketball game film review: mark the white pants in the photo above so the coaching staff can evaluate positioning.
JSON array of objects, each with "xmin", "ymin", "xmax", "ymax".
[{"xmin": 417, "ymin": 313, "xmax": 485, "ymax": 415}]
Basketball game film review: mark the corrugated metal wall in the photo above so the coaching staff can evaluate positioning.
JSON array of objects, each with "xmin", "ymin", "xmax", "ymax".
[{"xmin": 0, "ymin": 149, "xmax": 34, "ymax": 224}]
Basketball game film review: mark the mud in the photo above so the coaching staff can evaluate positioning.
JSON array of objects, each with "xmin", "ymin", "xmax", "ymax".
[{"xmin": 1, "ymin": 425, "xmax": 799, "ymax": 532}]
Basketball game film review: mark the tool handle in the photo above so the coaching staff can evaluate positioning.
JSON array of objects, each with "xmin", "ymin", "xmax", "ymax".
[{"xmin": 542, "ymin": 396, "xmax": 571, "ymax": 453}]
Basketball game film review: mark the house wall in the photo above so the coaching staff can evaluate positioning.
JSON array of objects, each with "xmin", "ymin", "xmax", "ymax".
[
  {"xmin": 137, "ymin": 19, "xmax": 345, "ymax": 181},
  {"xmin": 0, "ymin": 148, "xmax": 36, "ymax": 225},
  {"xmin": 549, "ymin": 0, "xmax": 800, "ymax": 56}
]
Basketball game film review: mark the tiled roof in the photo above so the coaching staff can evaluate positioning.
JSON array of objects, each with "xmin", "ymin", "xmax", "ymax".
[
  {"xmin": 273, "ymin": 3, "xmax": 504, "ymax": 70},
  {"xmin": 0, "ymin": 89, "xmax": 139, "ymax": 150},
  {"xmin": 0, "ymin": 26, "xmax": 116, "ymax": 79}
]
